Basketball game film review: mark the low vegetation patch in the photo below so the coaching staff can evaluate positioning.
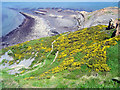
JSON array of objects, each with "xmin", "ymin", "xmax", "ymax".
[{"xmin": 0, "ymin": 25, "xmax": 120, "ymax": 88}]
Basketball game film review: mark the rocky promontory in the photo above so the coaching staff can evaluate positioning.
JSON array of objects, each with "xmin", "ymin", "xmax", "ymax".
[{"xmin": 0, "ymin": 7, "xmax": 118, "ymax": 49}]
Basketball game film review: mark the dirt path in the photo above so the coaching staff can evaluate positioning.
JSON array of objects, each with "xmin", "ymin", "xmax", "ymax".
[
  {"xmin": 17, "ymin": 32, "xmax": 70, "ymax": 77},
  {"xmin": 16, "ymin": 40, "xmax": 56, "ymax": 77},
  {"xmin": 51, "ymin": 51, "xmax": 59, "ymax": 65}
]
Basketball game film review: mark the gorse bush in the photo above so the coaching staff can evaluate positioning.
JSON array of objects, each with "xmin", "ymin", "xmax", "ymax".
[
  {"xmin": 1, "ymin": 25, "xmax": 120, "ymax": 82},
  {"xmin": 38, "ymin": 25, "xmax": 120, "ymax": 79},
  {"xmin": 1, "ymin": 25, "xmax": 120, "ymax": 88}
]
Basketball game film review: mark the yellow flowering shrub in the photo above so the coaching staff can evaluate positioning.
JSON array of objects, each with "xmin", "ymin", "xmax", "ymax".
[
  {"xmin": 27, "ymin": 46, "xmax": 32, "ymax": 50},
  {"xmin": 2, "ymin": 25, "xmax": 119, "ymax": 80},
  {"xmin": 20, "ymin": 70, "xmax": 25, "ymax": 74},
  {"xmin": 39, "ymin": 25, "xmax": 119, "ymax": 79}
]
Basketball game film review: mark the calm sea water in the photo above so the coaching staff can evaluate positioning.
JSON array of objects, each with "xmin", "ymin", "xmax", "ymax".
[{"xmin": 2, "ymin": 2, "xmax": 118, "ymax": 36}]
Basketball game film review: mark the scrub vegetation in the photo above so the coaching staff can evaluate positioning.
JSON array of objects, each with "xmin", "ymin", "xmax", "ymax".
[{"xmin": 0, "ymin": 25, "xmax": 120, "ymax": 88}]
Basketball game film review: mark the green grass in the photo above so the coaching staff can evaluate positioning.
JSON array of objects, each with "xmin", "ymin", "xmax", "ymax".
[
  {"xmin": 106, "ymin": 42, "xmax": 119, "ymax": 77},
  {"xmin": 0, "ymin": 25, "xmax": 120, "ymax": 88},
  {"xmin": 87, "ymin": 15, "xmax": 92, "ymax": 20}
]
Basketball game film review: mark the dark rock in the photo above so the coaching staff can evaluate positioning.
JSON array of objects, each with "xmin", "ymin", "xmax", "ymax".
[
  {"xmin": 51, "ymin": 30, "xmax": 59, "ymax": 35},
  {"xmin": 112, "ymin": 77, "xmax": 120, "ymax": 83},
  {"xmin": 111, "ymin": 30, "xmax": 116, "ymax": 38}
]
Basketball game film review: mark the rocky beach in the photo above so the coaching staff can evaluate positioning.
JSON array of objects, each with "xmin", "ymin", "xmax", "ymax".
[
  {"xmin": 1, "ymin": 13, "xmax": 35, "ymax": 49},
  {"xmin": 0, "ymin": 7, "xmax": 118, "ymax": 49}
]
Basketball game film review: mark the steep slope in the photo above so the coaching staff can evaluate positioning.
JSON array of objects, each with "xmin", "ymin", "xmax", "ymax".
[{"xmin": 0, "ymin": 25, "xmax": 120, "ymax": 88}]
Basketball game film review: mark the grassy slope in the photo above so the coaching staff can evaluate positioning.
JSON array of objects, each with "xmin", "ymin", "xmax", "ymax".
[{"xmin": 0, "ymin": 25, "xmax": 120, "ymax": 88}]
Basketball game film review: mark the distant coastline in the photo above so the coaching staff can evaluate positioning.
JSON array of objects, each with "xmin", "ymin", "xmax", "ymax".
[
  {"xmin": 0, "ymin": 6, "xmax": 118, "ymax": 49},
  {"xmin": 2, "ymin": 2, "xmax": 118, "ymax": 36}
]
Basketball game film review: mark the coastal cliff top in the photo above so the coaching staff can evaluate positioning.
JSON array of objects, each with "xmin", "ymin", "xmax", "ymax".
[{"xmin": 0, "ymin": 5, "xmax": 120, "ymax": 88}]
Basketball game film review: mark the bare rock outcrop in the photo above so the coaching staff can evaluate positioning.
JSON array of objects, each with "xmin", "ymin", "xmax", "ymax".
[{"xmin": 82, "ymin": 7, "xmax": 118, "ymax": 28}]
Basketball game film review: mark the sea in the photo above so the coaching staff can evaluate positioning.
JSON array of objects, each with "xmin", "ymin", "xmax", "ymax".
[{"xmin": 1, "ymin": 2, "xmax": 118, "ymax": 36}]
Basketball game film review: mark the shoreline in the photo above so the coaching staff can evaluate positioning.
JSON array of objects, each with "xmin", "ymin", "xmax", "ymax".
[
  {"xmin": 0, "ymin": 7, "xmax": 118, "ymax": 49},
  {"xmin": 0, "ymin": 8, "xmax": 80, "ymax": 49},
  {"xmin": 0, "ymin": 12, "xmax": 35, "ymax": 49}
]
